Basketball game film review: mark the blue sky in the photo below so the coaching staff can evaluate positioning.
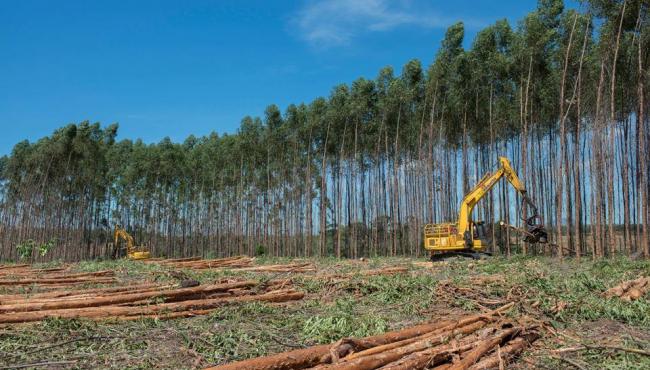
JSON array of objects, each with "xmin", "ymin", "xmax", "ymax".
[{"xmin": 0, "ymin": 0, "xmax": 577, "ymax": 155}]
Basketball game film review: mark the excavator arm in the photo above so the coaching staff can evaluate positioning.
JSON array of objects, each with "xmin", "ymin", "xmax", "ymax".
[
  {"xmin": 114, "ymin": 227, "xmax": 136, "ymax": 256},
  {"xmin": 457, "ymin": 157, "xmax": 541, "ymax": 237}
]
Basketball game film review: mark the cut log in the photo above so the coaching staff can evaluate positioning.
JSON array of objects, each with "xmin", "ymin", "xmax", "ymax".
[
  {"xmin": 344, "ymin": 320, "xmax": 485, "ymax": 361},
  {"xmin": 205, "ymin": 303, "xmax": 515, "ymax": 370},
  {"xmin": 231, "ymin": 263, "xmax": 314, "ymax": 273},
  {"xmin": 0, "ymin": 277, "xmax": 116, "ymax": 286},
  {"xmin": 38, "ymin": 270, "xmax": 114, "ymax": 279},
  {"xmin": 602, "ymin": 276, "xmax": 649, "ymax": 301},
  {"xmin": 468, "ymin": 334, "xmax": 540, "ymax": 370},
  {"xmin": 150, "ymin": 257, "xmax": 203, "ymax": 264},
  {"xmin": 322, "ymin": 321, "xmax": 488, "ymax": 370},
  {"xmin": 117, "ymin": 308, "xmax": 214, "ymax": 321},
  {"xmin": 447, "ymin": 328, "xmax": 519, "ymax": 370},
  {"xmin": 0, "ymin": 281, "xmax": 256, "ymax": 313},
  {"xmin": 161, "ymin": 256, "xmax": 254, "ymax": 269},
  {"xmin": 0, "ymin": 264, "xmax": 29, "ymax": 270},
  {"xmin": 205, "ymin": 319, "xmax": 458, "ymax": 370},
  {"xmin": 376, "ymin": 338, "xmax": 479, "ymax": 370},
  {"xmin": 0, "ymin": 289, "xmax": 304, "ymax": 323},
  {"xmin": 0, "ymin": 267, "xmax": 69, "ymax": 277},
  {"xmin": 0, "ymin": 285, "xmax": 176, "ymax": 305},
  {"xmin": 21, "ymin": 283, "xmax": 165, "ymax": 299}
]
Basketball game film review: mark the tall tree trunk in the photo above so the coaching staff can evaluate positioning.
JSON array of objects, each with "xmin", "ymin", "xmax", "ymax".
[
  {"xmin": 638, "ymin": 9, "xmax": 649, "ymax": 258},
  {"xmin": 556, "ymin": 13, "xmax": 578, "ymax": 259}
]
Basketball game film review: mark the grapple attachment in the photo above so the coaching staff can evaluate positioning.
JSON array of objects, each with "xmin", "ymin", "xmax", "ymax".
[{"xmin": 523, "ymin": 215, "xmax": 548, "ymax": 244}]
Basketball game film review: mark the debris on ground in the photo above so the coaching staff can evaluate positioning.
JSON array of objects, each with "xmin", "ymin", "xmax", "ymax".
[
  {"xmin": 149, "ymin": 256, "xmax": 318, "ymax": 273},
  {"xmin": 236, "ymin": 262, "xmax": 316, "ymax": 273},
  {"xmin": 602, "ymin": 276, "xmax": 649, "ymax": 301},
  {"xmin": 316, "ymin": 266, "xmax": 409, "ymax": 281},
  {"xmin": 148, "ymin": 256, "xmax": 255, "ymax": 270},
  {"xmin": 0, "ymin": 257, "xmax": 647, "ymax": 370}
]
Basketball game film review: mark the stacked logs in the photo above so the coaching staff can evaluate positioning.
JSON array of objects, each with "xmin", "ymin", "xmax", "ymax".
[
  {"xmin": 0, "ymin": 266, "xmax": 116, "ymax": 287},
  {"xmin": 236, "ymin": 263, "xmax": 315, "ymax": 273},
  {"xmin": 0, "ymin": 265, "xmax": 68, "ymax": 276},
  {"xmin": 150, "ymin": 257, "xmax": 315, "ymax": 273},
  {"xmin": 0, "ymin": 279, "xmax": 304, "ymax": 324},
  {"xmin": 150, "ymin": 256, "xmax": 255, "ymax": 270},
  {"xmin": 206, "ymin": 303, "xmax": 539, "ymax": 370}
]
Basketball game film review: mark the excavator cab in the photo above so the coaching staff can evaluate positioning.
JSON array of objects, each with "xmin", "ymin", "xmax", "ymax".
[{"xmin": 472, "ymin": 221, "xmax": 490, "ymax": 246}]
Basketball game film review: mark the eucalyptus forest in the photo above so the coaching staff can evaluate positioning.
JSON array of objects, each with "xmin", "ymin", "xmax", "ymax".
[{"xmin": 0, "ymin": 0, "xmax": 648, "ymax": 262}]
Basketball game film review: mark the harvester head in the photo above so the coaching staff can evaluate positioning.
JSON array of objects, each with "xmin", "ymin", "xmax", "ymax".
[{"xmin": 523, "ymin": 215, "xmax": 548, "ymax": 244}]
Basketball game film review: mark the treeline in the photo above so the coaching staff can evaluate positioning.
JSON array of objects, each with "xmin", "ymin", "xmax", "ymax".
[{"xmin": 0, "ymin": 0, "xmax": 648, "ymax": 261}]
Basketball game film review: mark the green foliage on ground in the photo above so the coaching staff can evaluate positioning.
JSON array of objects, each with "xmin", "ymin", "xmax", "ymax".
[{"xmin": 0, "ymin": 256, "xmax": 648, "ymax": 369}]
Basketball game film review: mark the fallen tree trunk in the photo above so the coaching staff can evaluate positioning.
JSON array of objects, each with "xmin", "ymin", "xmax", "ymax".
[
  {"xmin": 163, "ymin": 256, "xmax": 254, "ymax": 269},
  {"xmin": 344, "ymin": 320, "xmax": 487, "ymax": 361},
  {"xmin": 447, "ymin": 328, "xmax": 519, "ymax": 370},
  {"xmin": 38, "ymin": 270, "xmax": 115, "ymax": 279},
  {"xmin": 0, "ymin": 284, "xmax": 176, "ymax": 305},
  {"xmin": 19, "ymin": 283, "xmax": 165, "ymax": 299},
  {"xmin": 0, "ymin": 267, "xmax": 69, "ymax": 277},
  {"xmin": 117, "ymin": 308, "xmax": 214, "ymax": 321},
  {"xmin": 228, "ymin": 263, "xmax": 313, "ymax": 273},
  {"xmin": 0, "ymin": 289, "xmax": 304, "ymax": 323},
  {"xmin": 204, "ymin": 318, "xmax": 457, "ymax": 370},
  {"xmin": 205, "ymin": 303, "xmax": 515, "ymax": 370},
  {"xmin": 149, "ymin": 257, "xmax": 203, "ymax": 264},
  {"xmin": 0, "ymin": 264, "xmax": 29, "ymax": 271},
  {"xmin": 373, "ymin": 332, "xmax": 484, "ymax": 370},
  {"xmin": 0, "ymin": 281, "xmax": 256, "ymax": 313},
  {"xmin": 0, "ymin": 277, "xmax": 116, "ymax": 286},
  {"xmin": 467, "ymin": 333, "xmax": 540, "ymax": 370},
  {"xmin": 322, "ymin": 321, "xmax": 489, "ymax": 370},
  {"xmin": 602, "ymin": 276, "xmax": 649, "ymax": 301}
]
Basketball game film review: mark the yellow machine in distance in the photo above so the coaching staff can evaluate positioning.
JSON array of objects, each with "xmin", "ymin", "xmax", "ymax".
[
  {"xmin": 114, "ymin": 225, "xmax": 151, "ymax": 260},
  {"xmin": 424, "ymin": 157, "xmax": 547, "ymax": 259}
]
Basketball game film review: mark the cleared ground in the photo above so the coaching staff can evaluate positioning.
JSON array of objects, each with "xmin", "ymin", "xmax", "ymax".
[{"xmin": 0, "ymin": 256, "xmax": 648, "ymax": 369}]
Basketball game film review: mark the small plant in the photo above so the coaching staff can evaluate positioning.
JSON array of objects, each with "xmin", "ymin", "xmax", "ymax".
[
  {"xmin": 38, "ymin": 239, "xmax": 56, "ymax": 256},
  {"xmin": 16, "ymin": 238, "xmax": 56, "ymax": 260},
  {"xmin": 255, "ymin": 244, "xmax": 266, "ymax": 256},
  {"xmin": 16, "ymin": 240, "xmax": 36, "ymax": 260}
]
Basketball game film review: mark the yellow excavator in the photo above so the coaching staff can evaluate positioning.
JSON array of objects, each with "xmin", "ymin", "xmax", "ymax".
[
  {"xmin": 424, "ymin": 157, "xmax": 548, "ymax": 260},
  {"xmin": 113, "ymin": 225, "xmax": 151, "ymax": 260}
]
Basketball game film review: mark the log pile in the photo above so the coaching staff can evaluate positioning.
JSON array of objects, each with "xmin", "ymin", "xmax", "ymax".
[
  {"xmin": 602, "ymin": 276, "xmax": 650, "ymax": 301},
  {"xmin": 0, "ymin": 265, "xmax": 69, "ymax": 277},
  {"xmin": 151, "ymin": 256, "xmax": 255, "ymax": 270},
  {"xmin": 0, "ymin": 265, "xmax": 116, "ymax": 287},
  {"xmin": 236, "ymin": 262, "xmax": 316, "ymax": 273},
  {"xmin": 151, "ymin": 257, "xmax": 315, "ymax": 273},
  {"xmin": 205, "ymin": 303, "xmax": 540, "ymax": 370},
  {"xmin": 0, "ymin": 279, "xmax": 304, "ymax": 324}
]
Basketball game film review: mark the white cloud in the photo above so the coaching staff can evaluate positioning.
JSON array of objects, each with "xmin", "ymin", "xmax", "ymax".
[{"xmin": 292, "ymin": 0, "xmax": 479, "ymax": 48}]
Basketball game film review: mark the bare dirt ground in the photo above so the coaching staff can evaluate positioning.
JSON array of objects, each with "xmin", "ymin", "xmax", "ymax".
[{"xmin": 0, "ymin": 256, "xmax": 648, "ymax": 369}]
